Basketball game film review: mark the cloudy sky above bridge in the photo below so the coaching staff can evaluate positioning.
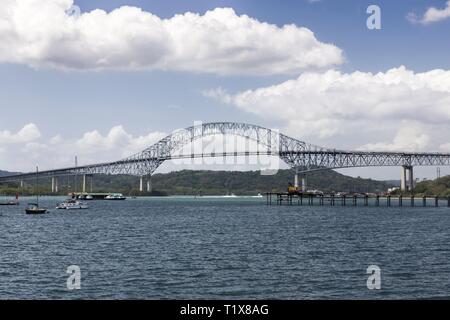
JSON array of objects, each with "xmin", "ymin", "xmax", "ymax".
[{"xmin": 0, "ymin": 0, "xmax": 449, "ymax": 179}]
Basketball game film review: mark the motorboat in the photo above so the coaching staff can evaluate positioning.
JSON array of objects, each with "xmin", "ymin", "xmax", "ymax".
[
  {"xmin": 105, "ymin": 193, "xmax": 126, "ymax": 200},
  {"xmin": 56, "ymin": 199, "xmax": 89, "ymax": 210},
  {"xmin": 25, "ymin": 203, "xmax": 47, "ymax": 214}
]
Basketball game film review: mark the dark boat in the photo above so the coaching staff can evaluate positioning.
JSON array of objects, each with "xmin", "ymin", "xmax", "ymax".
[
  {"xmin": 25, "ymin": 203, "xmax": 47, "ymax": 214},
  {"xmin": 0, "ymin": 201, "xmax": 19, "ymax": 206},
  {"xmin": 25, "ymin": 166, "xmax": 47, "ymax": 215}
]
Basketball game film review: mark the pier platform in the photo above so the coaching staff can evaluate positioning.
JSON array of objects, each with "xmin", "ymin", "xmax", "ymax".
[{"xmin": 265, "ymin": 193, "xmax": 450, "ymax": 208}]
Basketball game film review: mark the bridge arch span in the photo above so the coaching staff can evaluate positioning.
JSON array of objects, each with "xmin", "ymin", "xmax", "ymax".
[{"xmin": 0, "ymin": 122, "xmax": 450, "ymax": 187}]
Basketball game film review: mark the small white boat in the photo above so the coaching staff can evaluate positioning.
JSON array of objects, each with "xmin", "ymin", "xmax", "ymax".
[
  {"xmin": 56, "ymin": 199, "xmax": 89, "ymax": 210},
  {"xmin": 105, "ymin": 193, "xmax": 126, "ymax": 200}
]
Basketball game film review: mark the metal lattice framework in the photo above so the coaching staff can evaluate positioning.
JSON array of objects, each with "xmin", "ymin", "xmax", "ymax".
[{"xmin": 1, "ymin": 122, "xmax": 450, "ymax": 182}]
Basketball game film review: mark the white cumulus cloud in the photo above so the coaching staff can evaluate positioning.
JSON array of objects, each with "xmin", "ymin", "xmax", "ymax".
[
  {"xmin": 205, "ymin": 66, "xmax": 450, "ymax": 150},
  {"xmin": 0, "ymin": 123, "xmax": 41, "ymax": 144},
  {"xmin": 0, "ymin": 124, "xmax": 166, "ymax": 171},
  {"xmin": 0, "ymin": 0, "xmax": 343, "ymax": 75},
  {"xmin": 359, "ymin": 123, "xmax": 431, "ymax": 152},
  {"xmin": 408, "ymin": 1, "xmax": 450, "ymax": 24}
]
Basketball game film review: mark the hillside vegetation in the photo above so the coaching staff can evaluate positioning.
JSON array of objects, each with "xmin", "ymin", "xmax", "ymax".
[
  {"xmin": 413, "ymin": 176, "xmax": 450, "ymax": 197},
  {"xmin": 0, "ymin": 169, "xmax": 394, "ymax": 196}
]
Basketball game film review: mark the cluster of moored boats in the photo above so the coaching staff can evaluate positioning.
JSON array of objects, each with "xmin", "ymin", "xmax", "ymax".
[{"xmin": 25, "ymin": 199, "xmax": 89, "ymax": 214}]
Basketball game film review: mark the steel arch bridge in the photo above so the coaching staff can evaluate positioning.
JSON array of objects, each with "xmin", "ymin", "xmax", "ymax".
[{"xmin": 1, "ymin": 122, "xmax": 450, "ymax": 183}]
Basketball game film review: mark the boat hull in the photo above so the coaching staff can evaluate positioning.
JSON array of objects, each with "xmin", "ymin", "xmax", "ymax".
[
  {"xmin": 57, "ymin": 206, "xmax": 89, "ymax": 210},
  {"xmin": 25, "ymin": 209, "xmax": 47, "ymax": 214}
]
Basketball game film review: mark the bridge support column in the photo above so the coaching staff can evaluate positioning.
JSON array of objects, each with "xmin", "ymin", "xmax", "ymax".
[
  {"xmin": 408, "ymin": 166, "xmax": 414, "ymax": 191},
  {"xmin": 400, "ymin": 166, "xmax": 407, "ymax": 191},
  {"xmin": 301, "ymin": 175, "xmax": 307, "ymax": 193},
  {"xmin": 52, "ymin": 177, "xmax": 58, "ymax": 193},
  {"xmin": 147, "ymin": 176, "xmax": 152, "ymax": 193},
  {"xmin": 82, "ymin": 174, "xmax": 87, "ymax": 193},
  {"xmin": 294, "ymin": 169, "xmax": 299, "ymax": 188},
  {"xmin": 139, "ymin": 176, "xmax": 144, "ymax": 192},
  {"xmin": 51, "ymin": 177, "xmax": 59, "ymax": 193},
  {"xmin": 401, "ymin": 165, "xmax": 414, "ymax": 191}
]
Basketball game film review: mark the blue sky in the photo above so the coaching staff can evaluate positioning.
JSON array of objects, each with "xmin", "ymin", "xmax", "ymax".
[{"xmin": 0, "ymin": 0, "xmax": 449, "ymax": 179}]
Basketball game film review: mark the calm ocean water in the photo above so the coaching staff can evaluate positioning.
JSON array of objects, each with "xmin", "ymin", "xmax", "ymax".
[{"xmin": 1, "ymin": 196, "xmax": 450, "ymax": 299}]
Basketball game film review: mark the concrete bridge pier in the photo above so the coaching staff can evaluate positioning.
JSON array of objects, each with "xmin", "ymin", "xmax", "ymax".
[
  {"xmin": 301, "ymin": 175, "xmax": 307, "ymax": 192},
  {"xmin": 139, "ymin": 176, "xmax": 144, "ymax": 192},
  {"xmin": 82, "ymin": 174, "xmax": 87, "ymax": 193},
  {"xmin": 51, "ymin": 177, "xmax": 59, "ymax": 193},
  {"xmin": 147, "ymin": 176, "xmax": 152, "ymax": 193},
  {"xmin": 401, "ymin": 165, "xmax": 414, "ymax": 191},
  {"xmin": 294, "ymin": 169, "xmax": 307, "ymax": 192}
]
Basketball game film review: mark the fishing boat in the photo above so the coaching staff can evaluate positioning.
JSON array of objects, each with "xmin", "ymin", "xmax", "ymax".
[
  {"xmin": 56, "ymin": 199, "xmax": 89, "ymax": 210},
  {"xmin": 25, "ymin": 166, "xmax": 48, "ymax": 215}
]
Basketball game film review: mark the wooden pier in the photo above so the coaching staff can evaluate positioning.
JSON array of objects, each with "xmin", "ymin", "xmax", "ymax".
[{"xmin": 266, "ymin": 193, "xmax": 450, "ymax": 208}]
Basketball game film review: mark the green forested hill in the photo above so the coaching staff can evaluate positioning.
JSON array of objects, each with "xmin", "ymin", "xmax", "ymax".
[
  {"xmin": 413, "ymin": 176, "xmax": 450, "ymax": 196},
  {"xmin": 0, "ymin": 169, "xmax": 394, "ymax": 196}
]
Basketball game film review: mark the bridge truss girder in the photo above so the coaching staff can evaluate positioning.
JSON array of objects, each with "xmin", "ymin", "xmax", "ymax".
[{"xmin": 0, "ymin": 122, "xmax": 450, "ymax": 183}]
